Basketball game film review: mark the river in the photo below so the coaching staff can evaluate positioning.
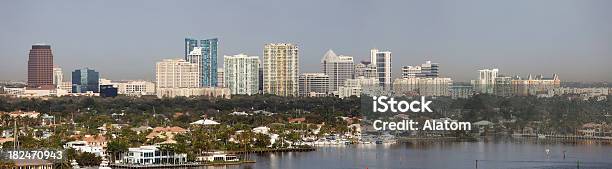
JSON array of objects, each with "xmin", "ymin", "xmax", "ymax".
[{"xmin": 144, "ymin": 137, "xmax": 612, "ymax": 169}]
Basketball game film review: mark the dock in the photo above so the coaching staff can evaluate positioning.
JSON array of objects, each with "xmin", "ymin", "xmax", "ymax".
[
  {"xmin": 110, "ymin": 160, "xmax": 256, "ymax": 168},
  {"xmin": 230, "ymin": 147, "xmax": 316, "ymax": 154}
]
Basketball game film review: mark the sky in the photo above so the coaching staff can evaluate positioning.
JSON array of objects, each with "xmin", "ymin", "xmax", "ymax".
[{"xmin": 1, "ymin": 0, "xmax": 611, "ymax": 82}]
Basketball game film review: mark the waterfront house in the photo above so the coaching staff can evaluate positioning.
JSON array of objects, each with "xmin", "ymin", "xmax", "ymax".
[
  {"xmin": 122, "ymin": 145, "xmax": 187, "ymax": 165},
  {"xmin": 252, "ymin": 126, "xmax": 278, "ymax": 147},
  {"xmin": 473, "ymin": 120, "xmax": 494, "ymax": 135},
  {"xmin": 578, "ymin": 123, "xmax": 611, "ymax": 137},
  {"xmin": 196, "ymin": 152, "xmax": 239, "ymax": 162}
]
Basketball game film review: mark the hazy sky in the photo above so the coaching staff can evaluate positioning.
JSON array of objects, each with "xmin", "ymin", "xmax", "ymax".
[{"xmin": 1, "ymin": 0, "xmax": 611, "ymax": 82}]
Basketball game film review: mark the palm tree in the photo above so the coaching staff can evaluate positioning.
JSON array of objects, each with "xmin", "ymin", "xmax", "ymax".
[
  {"xmin": 236, "ymin": 131, "xmax": 255, "ymax": 161},
  {"xmin": 106, "ymin": 140, "xmax": 128, "ymax": 163}
]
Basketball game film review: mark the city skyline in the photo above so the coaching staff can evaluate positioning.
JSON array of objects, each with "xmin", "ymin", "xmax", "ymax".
[{"xmin": 1, "ymin": 0, "xmax": 611, "ymax": 82}]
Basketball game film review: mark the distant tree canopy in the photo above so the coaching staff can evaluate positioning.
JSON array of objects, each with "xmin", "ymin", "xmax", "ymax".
[{"xmin": 0, "ymin": 94, "xmax": 609, "ymax": 134}]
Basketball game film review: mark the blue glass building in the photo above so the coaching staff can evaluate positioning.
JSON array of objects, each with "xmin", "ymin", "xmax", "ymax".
[
  {"xmin": 184, "ymin": 38, "xmax": 198, "ymax": 58},
  {"xmin": 184, "ymin": 38, "xmax": 218, "ymax": 87},
  {"xmin": 72, "ymin": 68, "xmax": 100, "ymax": 93},
  {"xmin": 100, "ymin": 85, "xmax": 118, "ymax": 97}
]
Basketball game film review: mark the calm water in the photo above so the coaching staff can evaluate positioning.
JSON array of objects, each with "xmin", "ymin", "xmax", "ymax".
[{"xmin": 147, "ymin": 137, "xmax": 612, "ymax": 169}]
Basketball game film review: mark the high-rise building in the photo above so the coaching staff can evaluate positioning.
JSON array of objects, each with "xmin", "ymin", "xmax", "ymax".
[
  {"xmin": 224, "ymin": 54, "xmax": 260, "ymax": 95},
  {"xmin": 258, "ymin": 66, "xmax": 263, "ymax": 93},
  {"xmin": 370, "ymin": 49, "xmax": 392, "ymax": 90},
  {"xmin": 27, "ymin": 44, "xmax": 54, "ymax": 88},
  {"xmin": 471, "ymin": 68, "xmax": 499, "ymax": 94},
  {"xmin": 321, "ymin": 50, "xmax": 354, "ymax": 93},
  {"xmin": 184, "ymin": 38, "xmax": 218, "ymax": 87},
  {"xmin": 298, "ymin": 73, "xmax": 329, "ymax": 97},
  {"xmin": 184, "ymin": 38, "xmax": 198, "ymax": 58},
  {"xmin": 477, "ymin": 69, "xmax": 499, "ymax": 85},
  {"xmin": 155, "ymin": 58, "xmax": 201, "ymax": 98},
  {"xmin": 72, "ymin": 68, "xmax": 100, "ymax": 93},
  {"xmin": 263, "ymin": 43, "xmax": 299, "ymax": 96},
  {"xmin": 511, "ymin": 74, "xmax": 560, "ymax": 96},
  {"xmin": 355, "ymin": 61, "xmax": 377, "ymax": 78},
  {"xmin": 53, "ymin": 66, "xmax": 63, "ymax": 88},
  {"xmin": 156, "ymin": 59, "xmax": 200, "ymax": 89},
  {"xmin": 217, "ymin": 68, "xmax": 224, "ymax": 87},
  {"xmin": 401, "ymin": 61, "xmax": 439, "ymax": 78}
]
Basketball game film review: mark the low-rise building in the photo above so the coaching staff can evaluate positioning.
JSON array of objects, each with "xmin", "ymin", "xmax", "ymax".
[
  {"xmin": 156, "ymin": 87, "xmax": 230, "ymax": 99},
  {"xmin": 337, "ymin": 76, "xmax": 378, "ymax": 98},
  {"xmin": 122, "ymin": 145, "xmax": 187, "ymax": 165},
  {"xmin": 196, "ymin": 152, "xmax": 239, "ymax": 162},
  {"xmin": 393, "ymin": 77, "xmax": 453, "ymax": 96},
  {"xmin": 64, "ymin": 140, "xmax": 104, "ymax": 157},
  {"xmin": 116, "ymin": 80, "xmax": 156, "ymax": 96}
]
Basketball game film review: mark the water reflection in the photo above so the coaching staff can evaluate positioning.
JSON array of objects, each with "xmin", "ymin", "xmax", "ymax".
[{"xmin": 127, "ymin": 137, "xmax": 612, "ymax": 169}]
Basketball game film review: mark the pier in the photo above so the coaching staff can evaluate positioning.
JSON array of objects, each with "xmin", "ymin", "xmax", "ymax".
[
  {"xmin": 110, "ymin": 160, "xmax": 256, "ymax": 168},
  {"xmin": 230, "ymin": 147, "xmax": 316, "ymax": 154}
]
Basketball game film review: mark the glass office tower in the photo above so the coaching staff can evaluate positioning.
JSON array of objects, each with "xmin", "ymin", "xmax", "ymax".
[
  {"xmin": 184, "ymin": 38, "xmax": 218, "ymax": 87},
  {"xmin": 72, "ymin": 68, "xmax": 100, "ymax": 93}
]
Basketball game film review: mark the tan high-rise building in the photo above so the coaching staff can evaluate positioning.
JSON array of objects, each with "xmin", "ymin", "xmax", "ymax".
[
  {"xmin": 263, "ymin": 43, "xmax": 299, "ymax": 96},
  {"xmin": 156, "ymin": 58, "xmax": 200, "ymax": 97}
]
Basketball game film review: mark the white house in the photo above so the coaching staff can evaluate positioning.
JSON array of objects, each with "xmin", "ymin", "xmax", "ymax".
[
  {"xmin": 122, "ymin": 145, "xmax": 187, "ymax": 165},
  {"xmin": 64, "ymin": 141, "xmax": 104, "ymax": 157}
]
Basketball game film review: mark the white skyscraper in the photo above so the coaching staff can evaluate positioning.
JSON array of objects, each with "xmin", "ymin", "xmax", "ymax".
[
  {"xmin": 52, "ymin": 66, "xmax": 63, "ymax": 88},
  {"xmin": 224, "ymin": 54, "xmax": 260, "ymax": 95},
  {"xmin": 263, "ymin": 43, "xmax": 299, "ymax": 96},
  {"xmin": 370, "ymin": 49, "xmax": 392, "ymax": 90},
  {"xmin": 477, "ymin": 68, "xmax": 499, "ymax": 85},
  {"xmin": 321, "ymin": 50, "xmax": 354, "ymax": 93}
]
